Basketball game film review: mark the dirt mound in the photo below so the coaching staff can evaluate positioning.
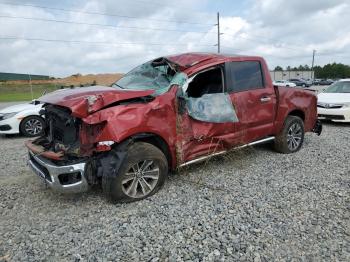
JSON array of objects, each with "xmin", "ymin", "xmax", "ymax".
[{"xmin": 5, "ymin": 73, "xmax": 124, "ymax": 87}]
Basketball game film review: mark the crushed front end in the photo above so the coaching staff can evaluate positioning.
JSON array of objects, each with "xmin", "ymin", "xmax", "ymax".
[{"xmin": 26, "ymin": 104, "xmax": 91, "ymax": 193}]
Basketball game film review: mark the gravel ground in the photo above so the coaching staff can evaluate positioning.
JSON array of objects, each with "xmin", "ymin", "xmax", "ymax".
[{"xmin": 0, "ymin": 107, "xmax": 349, "ymax": 261}]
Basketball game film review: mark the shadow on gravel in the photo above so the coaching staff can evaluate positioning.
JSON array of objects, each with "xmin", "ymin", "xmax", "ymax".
[
  {"xmin": 0, "ymin": 134, "xmax": 23, "ymax": 139},
  {"xmin": 320, "ymin": 119, "xmax": 350, "ymax": 127},
  {"xmin": 2, "ymin": 136, "xmax": 292, "ymax": 206},
  {"xmin": 171, "ymin": 142, "xmax": 274, "ymax": 191}
]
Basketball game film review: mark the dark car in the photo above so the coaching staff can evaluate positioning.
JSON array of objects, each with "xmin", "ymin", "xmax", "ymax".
[
  {"xmin": 313, "ymin": 79, "xmax": 322, "ymax": 85},
  {"xmin": 288, "ymin": 79, "xmax": 311, "ymax": 87},
  {"xmin": 318, "ymin": 79, "xmax": 334, "ymax": 85}
]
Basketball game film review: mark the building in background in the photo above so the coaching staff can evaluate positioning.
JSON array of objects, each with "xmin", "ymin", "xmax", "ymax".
[{"xmin": 270, "ymin": 70, "xmax": 314, "ymax": 81}]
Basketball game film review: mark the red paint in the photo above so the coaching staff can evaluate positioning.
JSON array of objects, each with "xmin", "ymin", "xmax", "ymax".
[
  {"xmin": 36, "ymin": 53, "xmax": 319, "ymax": 169},
  {"xmin": 39, "ymin": 86, "xmax": 155, "ymax": 118}
]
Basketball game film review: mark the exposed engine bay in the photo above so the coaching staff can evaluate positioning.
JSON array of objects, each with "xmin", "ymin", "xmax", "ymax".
[{"xmin": 31, "ymin": 104, "xmax": 82, "ymax": 160}]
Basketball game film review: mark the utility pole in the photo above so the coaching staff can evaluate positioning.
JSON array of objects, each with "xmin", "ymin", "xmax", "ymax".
[
  {"xmin": 217, "ymin": 12, "xmax": 220, "ymax": 53},
  {"xmin": 28, "ymin": 74, "xmax": 33, "ymax": 100},
  {"xmin": 311, "ymin": 49, "xmax": 316, "ymax": 80}
]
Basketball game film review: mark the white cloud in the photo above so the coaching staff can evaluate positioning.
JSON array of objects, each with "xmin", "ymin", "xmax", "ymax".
[{"xmin": 0, "ymin": 0, "xmax": 349, "ymax": 76}]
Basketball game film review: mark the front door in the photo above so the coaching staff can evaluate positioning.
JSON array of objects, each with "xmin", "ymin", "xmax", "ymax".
[{"xmin": 176, "ymin": 65, "xmax": 239, "ymax": 163}]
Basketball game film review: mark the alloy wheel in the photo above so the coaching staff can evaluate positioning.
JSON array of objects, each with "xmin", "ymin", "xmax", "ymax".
[
  {"xmin": 287, "ymin": 123, "xmax": 302, "ymax": 151},
  {"xmin": 24, "ymin": 118, "xmax": 43, "ymax": 136},
  {"xmin": 121, "ymin": 160, "xmax": 160, "ymax": 198}
]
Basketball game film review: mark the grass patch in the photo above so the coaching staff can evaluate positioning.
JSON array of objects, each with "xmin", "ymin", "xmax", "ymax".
[
  {"xmin": 0, "ymin": 92, "xmax": 43, "ymax": 102},
  {"xmin": 0, "ymin": 83, "xmax": 59, "ymax": 102}
]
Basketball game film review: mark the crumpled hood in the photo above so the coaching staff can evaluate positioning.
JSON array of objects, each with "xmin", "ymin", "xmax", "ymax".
[{"xmin": 38, "ymin": 85, "xmax": 155, "ymax": 118}]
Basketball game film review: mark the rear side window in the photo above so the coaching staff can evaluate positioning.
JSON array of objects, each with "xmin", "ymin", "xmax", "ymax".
[{"xmin": 226, "ymin": 61, "xmax": 264, "ymax": 92}]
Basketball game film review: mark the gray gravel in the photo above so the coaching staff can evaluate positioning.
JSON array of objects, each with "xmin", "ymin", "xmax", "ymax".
[{"xmin": 0, "ymin": 120, "xmax": 349, "ymax": 261}]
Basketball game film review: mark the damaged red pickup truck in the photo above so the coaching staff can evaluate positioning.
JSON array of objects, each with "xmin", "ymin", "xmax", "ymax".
[{"xmin": 26, "ymin": 53, "xmax": 322, "ymax": 202}]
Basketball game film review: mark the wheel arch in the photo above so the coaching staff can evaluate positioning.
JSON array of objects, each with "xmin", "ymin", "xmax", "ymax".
[
  {"xmin": 118, "ymin": 132, "xmax": 174, "ymax": 170},
  {"xmin": 20, "ymin": 114, "xmax": 44, "ymax": 122},
  {"xmin": 287, "ymin": 109, "xmax": 305, "ymax": 122}
]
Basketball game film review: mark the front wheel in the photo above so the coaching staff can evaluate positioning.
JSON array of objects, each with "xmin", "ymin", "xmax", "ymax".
[
  {"xmin": 20, "ymin": 116, "xmax": 45, "ymax": 137},
  {"xmin": 274, "ymin": 116, "xmax": 304, "ymax": 153},
  {"xmin": 102, "ymin": 142, "xmax": 168, "ymax": 202}
]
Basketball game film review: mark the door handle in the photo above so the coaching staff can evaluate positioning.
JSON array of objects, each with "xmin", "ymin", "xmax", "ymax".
[{"xmin": 260, "ymin": 96, "xmax": 271, "ymax": 102}]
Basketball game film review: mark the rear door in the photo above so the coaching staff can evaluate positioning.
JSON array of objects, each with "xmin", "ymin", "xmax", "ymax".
[{"xmin": 225, "ymin": 60, "xmax": 276, "ymax": 143}]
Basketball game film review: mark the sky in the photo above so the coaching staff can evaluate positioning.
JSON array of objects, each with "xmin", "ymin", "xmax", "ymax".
[{"xmin": 0, "ymin": 0, "xmax": 349, "ymax": 77}]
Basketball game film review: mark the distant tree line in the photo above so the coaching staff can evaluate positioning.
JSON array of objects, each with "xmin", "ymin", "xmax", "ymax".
[
  {"xmin": 0, "ymin": 72, "xmax": 51, "ymax": 81},
  {"xmin": 273, "ymin": 63, "xmax": 350, "ymax": 78}
]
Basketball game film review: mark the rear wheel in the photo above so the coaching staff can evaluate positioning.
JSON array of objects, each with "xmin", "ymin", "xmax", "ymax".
[
  {"xmin": 274, "ymin": 116, "xmax": 304, "ymax": 153},
  {"xmin": 102, "ymin": 142, "xmax": 168, "ymax": 202},
  {"xmin": 20, "ymin": 116, "xmax": 45, "ymax": 137}
]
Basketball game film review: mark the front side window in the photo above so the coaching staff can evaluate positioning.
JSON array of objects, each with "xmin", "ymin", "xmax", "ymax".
[
  {"xmin": 227, "ymin": 61, "xmax": 264, "ymax": 92},
  {"xmin": 182, "ymin": 66, "xmax": 238, "ymax": 123},
  {"xmin": 185, "ymin": 67, "xmax": 224, "ymax": 98}
]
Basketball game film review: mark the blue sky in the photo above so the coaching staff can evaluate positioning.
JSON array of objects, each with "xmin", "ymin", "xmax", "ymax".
[{"xmin": 0, "ymin": 0, "xmax": 349, "ymax": 76}]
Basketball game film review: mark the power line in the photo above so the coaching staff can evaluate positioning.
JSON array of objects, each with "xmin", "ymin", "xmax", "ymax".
[
  {"xmin": 0, "ymin": 35, "xmax": 216, "ymax": 48},
  {"xmin": 0, "ymin": 3, "xmax": 312, "ymax": 53},
  {"xmin": 93, "ymin": 0, "xmax": 215, "ymax": 19},
  {"xmin": 0, "ymin": 2, "xmax": 213, "ymax": 26},
  {"xmin": 0, "ymin": 14, "xmax": 313, "ymax": 53},
  {"xmin": 0, "ymin": 14, "xmax": 216, "ymax": 34}
]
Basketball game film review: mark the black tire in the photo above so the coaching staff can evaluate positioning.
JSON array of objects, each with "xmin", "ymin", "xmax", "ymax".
[
  {"xmin": 274, "ymin": 116, "xmax": 304, "ymax": 154},
  {"xmin": 19, "ymin": 115, "xmax": 45, "ymax": 137},
  {"xmin": 102, "ymin": 142, "xmax": 168, "ymax": 202}
]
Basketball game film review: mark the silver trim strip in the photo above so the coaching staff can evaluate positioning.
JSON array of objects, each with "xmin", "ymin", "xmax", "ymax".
[{"xmin": 179, "ymin": 136, "xmax": 275, "ymax": 167}]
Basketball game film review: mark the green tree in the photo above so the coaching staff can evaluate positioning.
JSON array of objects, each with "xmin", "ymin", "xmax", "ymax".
[
  {"xmin": 297, "ymin": 65, "xmax": 305, "ymax": 71},
  {"xmin": 274, "ymin": 66, "xmax": 283, "ymax": 71},
  {"xmin": 314, "ymin": 63, "xmax": 350, "ymax": 78}
]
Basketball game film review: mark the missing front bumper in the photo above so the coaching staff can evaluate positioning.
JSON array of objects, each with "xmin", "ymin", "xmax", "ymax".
[{"xmin": 28, "ymin": 150, "xmax": 89, "ymax": 194}]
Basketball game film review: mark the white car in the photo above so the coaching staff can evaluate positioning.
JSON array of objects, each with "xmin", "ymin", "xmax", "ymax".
[
  {"xmin": 317, "ymin": 79, "xmax": 350, "ymax": 122},
  {"xmin": 273, "ymin": 80, "xmax": 297, "ymax": 87},
  {"xmin": 0, "ymin": 100, "xmax": 45, "ymax": 136}
]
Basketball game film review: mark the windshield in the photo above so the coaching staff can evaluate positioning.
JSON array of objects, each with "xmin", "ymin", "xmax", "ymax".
[
  {"xmin": 324, "ymin": 81, "xmax": 350, "ymax": 93},
  {"xmin": 112, "ymin": 58, "xmax": 181, "ymax": 95}
]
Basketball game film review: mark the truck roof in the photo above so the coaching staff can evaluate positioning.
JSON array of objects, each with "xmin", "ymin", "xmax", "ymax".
[{"xmin": 166, "ymin": 52, "xmax": 262, "ymax": 69}]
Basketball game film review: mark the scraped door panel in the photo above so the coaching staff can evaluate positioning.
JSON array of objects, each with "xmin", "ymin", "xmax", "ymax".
[
  {"xmin": 229, "ymin": 89, "xmax": 276, "ymax": 143},
  {"xmin": 179, "ymin": 93, "xmax": 240, "ymax": 163},
  {"xmin": 225, "ymin": 60, "xmax": 276, "ymax": 144}
]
